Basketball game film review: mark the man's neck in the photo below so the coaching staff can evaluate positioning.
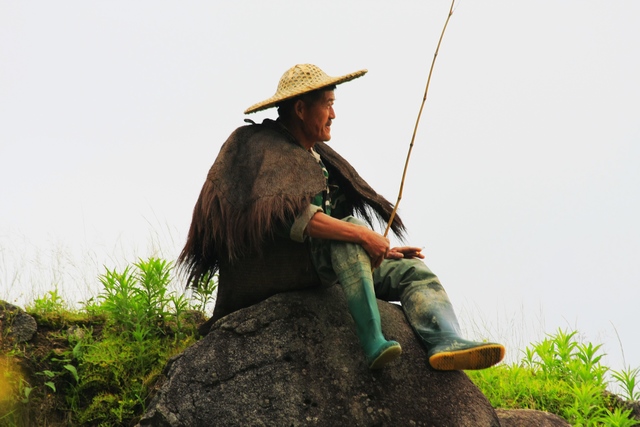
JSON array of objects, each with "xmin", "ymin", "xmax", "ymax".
[{"xmin": 277, "ymin": 118, "xmax": 315, "ymax": 150}]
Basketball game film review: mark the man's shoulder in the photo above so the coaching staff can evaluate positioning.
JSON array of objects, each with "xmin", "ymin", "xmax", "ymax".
[
  {"xmin": 214, "ymin": 119, "xmax": 316, "ymax": 177},
  {"xmin": 225, "ymin": 119, "xmax": 294, "ymax": 148},
  {"xmin": 227, "ymin": 121, "xmax": 272, "ymax": 141}
]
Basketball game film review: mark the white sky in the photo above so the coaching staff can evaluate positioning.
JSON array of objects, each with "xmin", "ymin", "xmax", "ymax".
[{"xmin": 1, "ymin": 1, "xmax": 639, "ymax": 374}]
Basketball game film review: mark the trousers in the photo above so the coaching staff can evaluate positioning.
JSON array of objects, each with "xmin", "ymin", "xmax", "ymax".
[{"xmin": 309, "ymin": 216, "xmax": 442, "ymax": 304}]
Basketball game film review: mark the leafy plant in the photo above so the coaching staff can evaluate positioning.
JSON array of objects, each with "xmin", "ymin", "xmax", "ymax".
[
  {"xmin": 596, "ymin": 408, "xmax": 640, "ymax": 427},
  {"xmin": 612, "ymin": 366, "xmax": 640, "ymax": 401},
  {"xmin": 169, "ymin": 292, "xmax": 189, "ymax": 340},
  {"xmin": 1, "ymin": 256, "xmax": 211, "ymax": 426},
  {"xmin": 189, "ymin": 272, "xmax": 218, "ymax": 313},
  {"xmin": 468, "ymin": 328, "xmax": 640, "ymax": 426},
  {"xmin": 26, "ymin": 288, "xmax": 66, "ymax": 315},
  {"xmin": 35, "ymin": 369, "xmax": 57, "ymax": 392},
  {"xmin": 62, "ymin": 257, "xmax": 200, "ymax": 425}
]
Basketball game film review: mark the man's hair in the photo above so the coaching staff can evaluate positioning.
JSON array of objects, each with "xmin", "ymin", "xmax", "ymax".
[{"xmin": 277, "ymin": 85, "xmax": 337, "ymax": 119}]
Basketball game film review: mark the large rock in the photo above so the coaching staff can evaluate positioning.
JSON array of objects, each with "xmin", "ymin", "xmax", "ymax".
[
  {"xmin": 139, "ymin": 285, "xmax": 501, "ymax": 427},
  {"xmin": 495, "ymin": 409, "xmax": 570, "ymax": 426},
  {"xmin": 0, "ymin": 300, "xmax": 37, "ymax": 343}
]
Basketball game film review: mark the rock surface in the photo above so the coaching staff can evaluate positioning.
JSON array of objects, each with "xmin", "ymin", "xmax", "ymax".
[
  {"xmin": 495, "ymin": 409, "xmax": 571, "ymax": 426},
  {"xmin": 139, "ymin": 285, "xmax": 501, "ymax": 427},
  {"xmin": 0, "ymin": 300, "xmax": 37, "ymax": 343}
]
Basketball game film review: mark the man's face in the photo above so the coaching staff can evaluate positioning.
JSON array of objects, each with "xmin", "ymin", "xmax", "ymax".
[{"xmin": 300, "ymin": 90, "xmax": 336, "ymax": 143}]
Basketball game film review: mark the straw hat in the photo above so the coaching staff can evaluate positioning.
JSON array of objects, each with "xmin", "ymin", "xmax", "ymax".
[{"xmin": 244, "ymin": 64, "xmax": 367, "ymax": 114}]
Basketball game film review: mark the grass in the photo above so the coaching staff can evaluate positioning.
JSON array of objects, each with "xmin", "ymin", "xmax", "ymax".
[
  {"xmin": 1, "ymin": 256, "xmax": 639, "ymax": 426},
  {"xmin": 467, "ymin": 329, "xmax": 640, "ymax": 426},
  {"xmin": 0, "ymin": 257, "xmax": 214, "ymax": 427}
]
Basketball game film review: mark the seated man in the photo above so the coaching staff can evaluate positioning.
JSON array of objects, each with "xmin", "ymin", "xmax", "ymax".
[{"xmin": 178, "ymin": 64, "xmax": 505, "ymax": 371}]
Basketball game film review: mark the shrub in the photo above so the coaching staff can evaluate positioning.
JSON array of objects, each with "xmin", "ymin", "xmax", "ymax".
[
  {"xmin": 2, "ymin": 257, "xmax": 211, "ymax": 427},
  {"xmin": 468, "ymin": 329, "xmax": 640, "ymax": 426}
]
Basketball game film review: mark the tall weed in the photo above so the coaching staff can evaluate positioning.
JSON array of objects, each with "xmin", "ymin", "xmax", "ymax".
[
  {"xmin": 612, "ymin": 367, "xmax": 640, "ymax": 402},
  {"xmin": 26, "ymin": 289, "xmax": 66, "ymax": 315}
]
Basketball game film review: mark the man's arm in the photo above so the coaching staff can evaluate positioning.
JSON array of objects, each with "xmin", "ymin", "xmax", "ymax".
[
  {"xmin": 305, "ymin": 212, "xmax": 389, "ymax": 268},
  {"xmin": 305, "ymin": 212, "xmax": 424, "ymax": 268}
]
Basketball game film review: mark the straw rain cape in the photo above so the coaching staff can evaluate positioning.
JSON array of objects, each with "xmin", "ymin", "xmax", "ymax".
[{"xmin": 179, "ymin": 119, "xmax": 405, "ymax": 322}]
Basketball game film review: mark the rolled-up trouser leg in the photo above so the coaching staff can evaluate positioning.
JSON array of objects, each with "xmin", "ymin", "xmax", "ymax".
[{"xmin": 330, "ymin": 240, "xmax": 402, "ymax": 369}]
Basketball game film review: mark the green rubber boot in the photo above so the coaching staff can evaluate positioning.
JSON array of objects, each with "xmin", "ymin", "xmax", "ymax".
[
  {"xmin": 402, "ymin": 282, "xmax": 505, "ymax": 371},
  {"xmin": 331, "ymin": 241, "xmax": 402, "ymax": 369}
]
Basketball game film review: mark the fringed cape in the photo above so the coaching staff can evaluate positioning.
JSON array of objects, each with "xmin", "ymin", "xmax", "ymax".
[{"xmin": 179, "ymin": 119, "xmax": 405, "ymax": 321}]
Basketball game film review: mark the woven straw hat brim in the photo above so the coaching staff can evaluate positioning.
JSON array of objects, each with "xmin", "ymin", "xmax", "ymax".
[{"xmin": 244, "ymin": 68, "xmax": 367, "ymax": 114}]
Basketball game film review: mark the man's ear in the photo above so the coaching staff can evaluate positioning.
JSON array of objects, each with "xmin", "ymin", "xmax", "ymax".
[{"xmin": 294, "ymin": 99, "xmax": 305, "ymax": 121}]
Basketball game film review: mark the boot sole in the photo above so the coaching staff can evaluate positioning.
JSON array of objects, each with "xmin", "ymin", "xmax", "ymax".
[
  {"xmin": 429, "ymin": 344, "xmax": 505, "ymax": 371},
  {"xmin": 369, "ymin": 344, "xmax": 402, "ymax": 370}
]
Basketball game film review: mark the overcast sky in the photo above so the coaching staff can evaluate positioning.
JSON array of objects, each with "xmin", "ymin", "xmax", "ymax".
[{"xmin": 1, "ymin": 1, "xmax": 639, "ymax": 374}]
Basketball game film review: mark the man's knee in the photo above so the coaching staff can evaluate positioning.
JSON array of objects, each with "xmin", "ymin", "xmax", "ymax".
[{"xmin": 402, "ymin": 258, "xmax": 439, "ymax": 283}]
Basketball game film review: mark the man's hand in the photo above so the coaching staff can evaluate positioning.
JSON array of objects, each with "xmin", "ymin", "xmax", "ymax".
[
  {"xmin": 358, "ymin": 228, "xmax": 391, "ymax": 269},
  {"xmin": 386, "ymin": 246, "xmax": 425, "ymax": 260}
]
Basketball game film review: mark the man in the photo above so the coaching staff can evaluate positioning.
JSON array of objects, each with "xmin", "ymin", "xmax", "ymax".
[{"xmin": 179, "ymin": 64, "xmax": 505, "ymax": 371}]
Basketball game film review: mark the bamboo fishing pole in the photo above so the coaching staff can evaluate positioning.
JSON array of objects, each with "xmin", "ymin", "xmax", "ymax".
[{"xmin": 384, "ymin": 0, "xmax": 456, "ymax": 237}]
